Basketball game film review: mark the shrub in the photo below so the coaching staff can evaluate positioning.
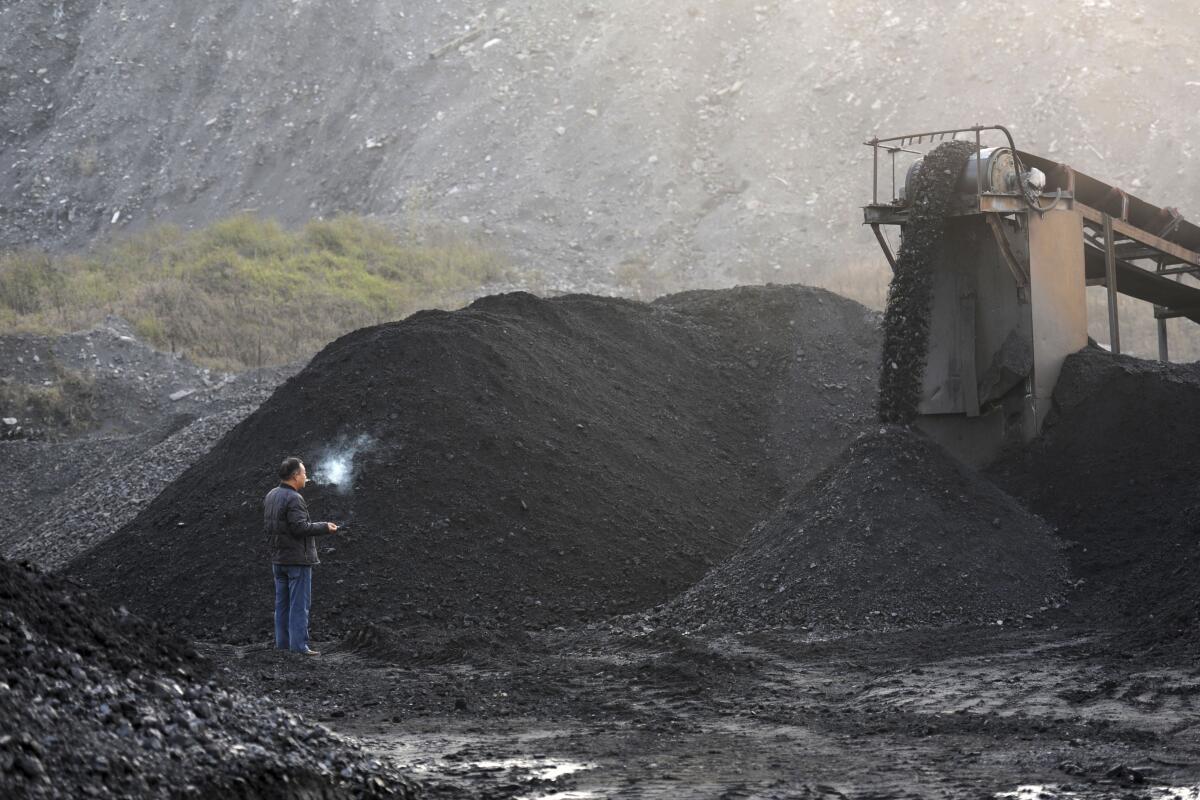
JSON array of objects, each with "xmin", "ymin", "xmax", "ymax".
[
  {"xmin": 0, "ymin": 253, "xmax": 53, "ymax": 315},
  {"xmin": 0, "ymin": 215, "xmax": 509, "ymax": 370}
]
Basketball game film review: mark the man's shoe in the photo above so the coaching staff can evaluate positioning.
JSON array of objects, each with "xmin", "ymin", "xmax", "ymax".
[{"xmin": 299, "ymin": 649, "xmax": 321, "ymax": 657}]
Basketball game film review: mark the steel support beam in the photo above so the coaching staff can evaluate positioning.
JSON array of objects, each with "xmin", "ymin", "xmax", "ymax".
[
  {"xmin": 870, "ymin": 223, "xmax": 898, "ymax": 272},
  {"xmin": 1155, "ymin": 307, "xmax": 1200, "ymax": 320},
  {"xmin": 1080, "ymin": 204, "xmax": 1200, "ymax": 269},
  {"xmin": 1103, "ymin": 214, "xmax": 1121, "ymax": 355},
  {"xmin": 1157, "ymin": 312, "xmax": 1170, "ymax": 361},
  {"xmin": 1156, "ymin": 260, "xmax": 1171, "ymax": 362},
  {"xmin": 1154, "ymin": 264, "xmax": 1200, "ymax": 277}
]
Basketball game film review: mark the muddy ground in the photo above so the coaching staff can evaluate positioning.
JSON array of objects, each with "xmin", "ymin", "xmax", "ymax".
[{"xmin": 213, "ymin": 619, "xmax": 1200, "ymax": 799}]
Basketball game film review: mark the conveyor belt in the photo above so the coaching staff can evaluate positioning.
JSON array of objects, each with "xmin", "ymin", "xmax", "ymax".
[
  {"xmin": 1018, "ymin": 149, "xmax": 1200, "ymax": 322},
  {"xmin": 1018, "ymin": 150, "xmax": 1200, "ymax": 256}
]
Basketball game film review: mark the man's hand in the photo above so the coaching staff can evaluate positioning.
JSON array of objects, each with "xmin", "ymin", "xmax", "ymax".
[{"xmin": 327, "ymin": 522, "xmax": 339, "ymax": 533}]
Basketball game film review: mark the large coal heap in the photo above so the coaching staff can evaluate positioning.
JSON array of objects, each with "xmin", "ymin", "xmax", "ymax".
[
  {"xmin": 989, "ymin": 346, "xmax": 1200, "ymax": 649},
  {"xmin": 0, "ymin": 557, "xmax": 418, "ymax": 798},
  {"xmin": 662, "ymin": 427, "xmax": 1068, "ymax": 633},
  {"xmin": 878, "ymin": 140, "xmax": 978, "ymax": 424},
  {"xmin": 68, "ymin": 286, "xmax": 880, "ymax": 641}
]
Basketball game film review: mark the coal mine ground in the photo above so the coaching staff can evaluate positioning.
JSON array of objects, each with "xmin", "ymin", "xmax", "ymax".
[{"xmin": 7, "ymin": 286, "xmax": 1200, "ymax": 800}]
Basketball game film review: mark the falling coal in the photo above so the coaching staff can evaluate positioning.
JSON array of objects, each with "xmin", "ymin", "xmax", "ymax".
[{"xmin": 877, "ymin": 140, "xmax": 977, "ymax": 424}]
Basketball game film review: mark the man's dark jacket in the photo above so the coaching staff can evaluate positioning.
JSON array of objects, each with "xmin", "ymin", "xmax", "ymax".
[{"xmin": 263, "ymin": 484, "xmax": 330, "ymax": 565}]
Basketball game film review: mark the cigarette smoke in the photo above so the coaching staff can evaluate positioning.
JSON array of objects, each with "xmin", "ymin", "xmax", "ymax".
[{"xmin": 315, "ymin": 434, "xmax": 375, "ymax": 493}]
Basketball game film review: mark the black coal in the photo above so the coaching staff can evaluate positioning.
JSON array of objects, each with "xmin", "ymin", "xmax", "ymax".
[
  {"xmin": 68, "ymin": 287, "xmax": 880, "ymax": 643},
  {"xmin": 989, "ymin": 346, "xmax": 1200, "ymax": 653},
  {"xmin": 660, "ymin": 426, "xmax": 1068, "ymax": 633},
  {"xmin": 878, "ymin": 140, "xmax": 977, "ymax": 424},
  {"xmin": 0, "ymin": 557, "xmax": 419, "ymax": 799}
]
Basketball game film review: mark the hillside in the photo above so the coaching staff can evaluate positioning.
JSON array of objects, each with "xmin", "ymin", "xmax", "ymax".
[{"xmin": 2, "ymin": 0, "xmax": 1197, "ymax": 306}]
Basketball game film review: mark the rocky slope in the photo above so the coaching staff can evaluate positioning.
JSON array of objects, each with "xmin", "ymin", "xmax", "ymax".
[
  {"xmin": 0, "ymin": 317, "xmax": 294, "ymax": 565},
  {"xmin": 2, "ymin": 0, "xmax": 1196, "ymax": 298},
  {"xmin": 0, "ymin": 315, "xmax": 287, "ymax": 437},
  {"xmin": 6, "ymin": 406, "xmax": 261, "ymax": 568}
]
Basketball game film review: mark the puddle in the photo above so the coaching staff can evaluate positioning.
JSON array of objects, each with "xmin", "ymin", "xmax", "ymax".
[
  {"xmin": 467, "ymin": 759, "xmax": 592, "ymax": 781},
  {"xmin": 408, "ymin": 756, "xmax": 596, "ymax": 799},
  {"xmin": 399, "ymin": 753, "xmax": 593, "ymax": 780},
  {"xmin": 997, "ymin": 785, "xmax": 1200, "ymax": 799},
  {"xmin": 367, "ymin": 728, "xmax": 596, "ymax": 798}
]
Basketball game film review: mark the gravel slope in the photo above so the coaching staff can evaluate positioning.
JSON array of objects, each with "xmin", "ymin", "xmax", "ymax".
[
  {"xmin": 6, "ymin": 406, "xmax": 260, "ymax": 568},
  {"xmin": 0, "ymin": 318, "xmax": 294, "ymax": 567}
]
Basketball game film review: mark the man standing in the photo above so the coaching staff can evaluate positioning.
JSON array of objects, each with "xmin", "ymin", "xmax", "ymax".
[{"xmin": 263, "ymin": 457, "xmax": 338, "ymax": 656}]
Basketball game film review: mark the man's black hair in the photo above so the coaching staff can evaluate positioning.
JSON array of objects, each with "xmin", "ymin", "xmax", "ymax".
[{"xmin": 279, "ymin": 457, "xmax": 304, "ymax": 481}]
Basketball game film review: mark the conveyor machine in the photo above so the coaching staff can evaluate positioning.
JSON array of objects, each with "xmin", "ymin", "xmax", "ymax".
[{"xmin": 864, "ymin": 124, "xmax": 1200, "ymax": 465}]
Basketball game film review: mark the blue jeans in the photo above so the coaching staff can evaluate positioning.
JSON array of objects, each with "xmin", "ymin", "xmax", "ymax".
[{"xmin": 272, "ymin": 564, "xmax": 313, "ymax": 652}]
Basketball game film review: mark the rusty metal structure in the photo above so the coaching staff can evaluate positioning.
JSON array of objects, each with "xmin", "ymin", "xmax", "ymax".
[{"xmin": 864, "ymin": 124, "xmax": 1200, "ymax": 465}]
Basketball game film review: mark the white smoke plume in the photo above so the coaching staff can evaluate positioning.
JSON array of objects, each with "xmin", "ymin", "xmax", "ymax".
[{"xmin": 314, "ymin": 434, "xmax": 375, "ymax": 493}]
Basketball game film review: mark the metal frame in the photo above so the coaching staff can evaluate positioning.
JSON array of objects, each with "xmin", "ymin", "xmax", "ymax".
[
  {"xmin": 864, "ymin": 125, "xmax": 1024, "ymax": 275},
  {"xmin": 864, "ymin": 124, "xmax": 1020, "ymax": 206},
  {"xmin": 1079, "ymin": 205, "xmax": 1200, "ymax": 269},
  {"xmin": 1103, "ymin": 214, "xmax": 1121, "ymax": 354},
  {"xmin": 864, "ymin": 125, "xmax": 1200, "ymax": 362}
]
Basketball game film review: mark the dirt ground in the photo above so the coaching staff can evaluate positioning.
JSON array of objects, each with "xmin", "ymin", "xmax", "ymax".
[{"xmin": 212, "ymin": 620, "xmax": 1200, "ymax": 800}]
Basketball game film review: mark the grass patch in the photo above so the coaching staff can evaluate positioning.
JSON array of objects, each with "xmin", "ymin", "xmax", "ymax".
[{"xmin": 0, "ymin": 215, "xmax": 508, "ymax": 370}]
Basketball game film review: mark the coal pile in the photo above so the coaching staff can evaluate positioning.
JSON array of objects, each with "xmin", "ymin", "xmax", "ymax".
[
  {"xmin": 657, "ymin": 286, "xmax": 882, "ymax": 495},
  {"xmin": 661, "ymin": 427, "xmax": 1068, "ymax": 633},
  {"xmin": 989, "ymin": 346, "xmax": 1200, "ymax": 648},
  {"xmin": 0, "ymin": 557, "xmax": 418, "ymax": 799},
  {"xmin": 878, "ymin": 140, "xmax": 977, "ymax": 424},
  {"xmin": 68, "ymin": 286, "xmax": 880, "ymax": 642},
  {"xmin": 7, "ymin": 406, "xmax": 259, "ymax": 569}
]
